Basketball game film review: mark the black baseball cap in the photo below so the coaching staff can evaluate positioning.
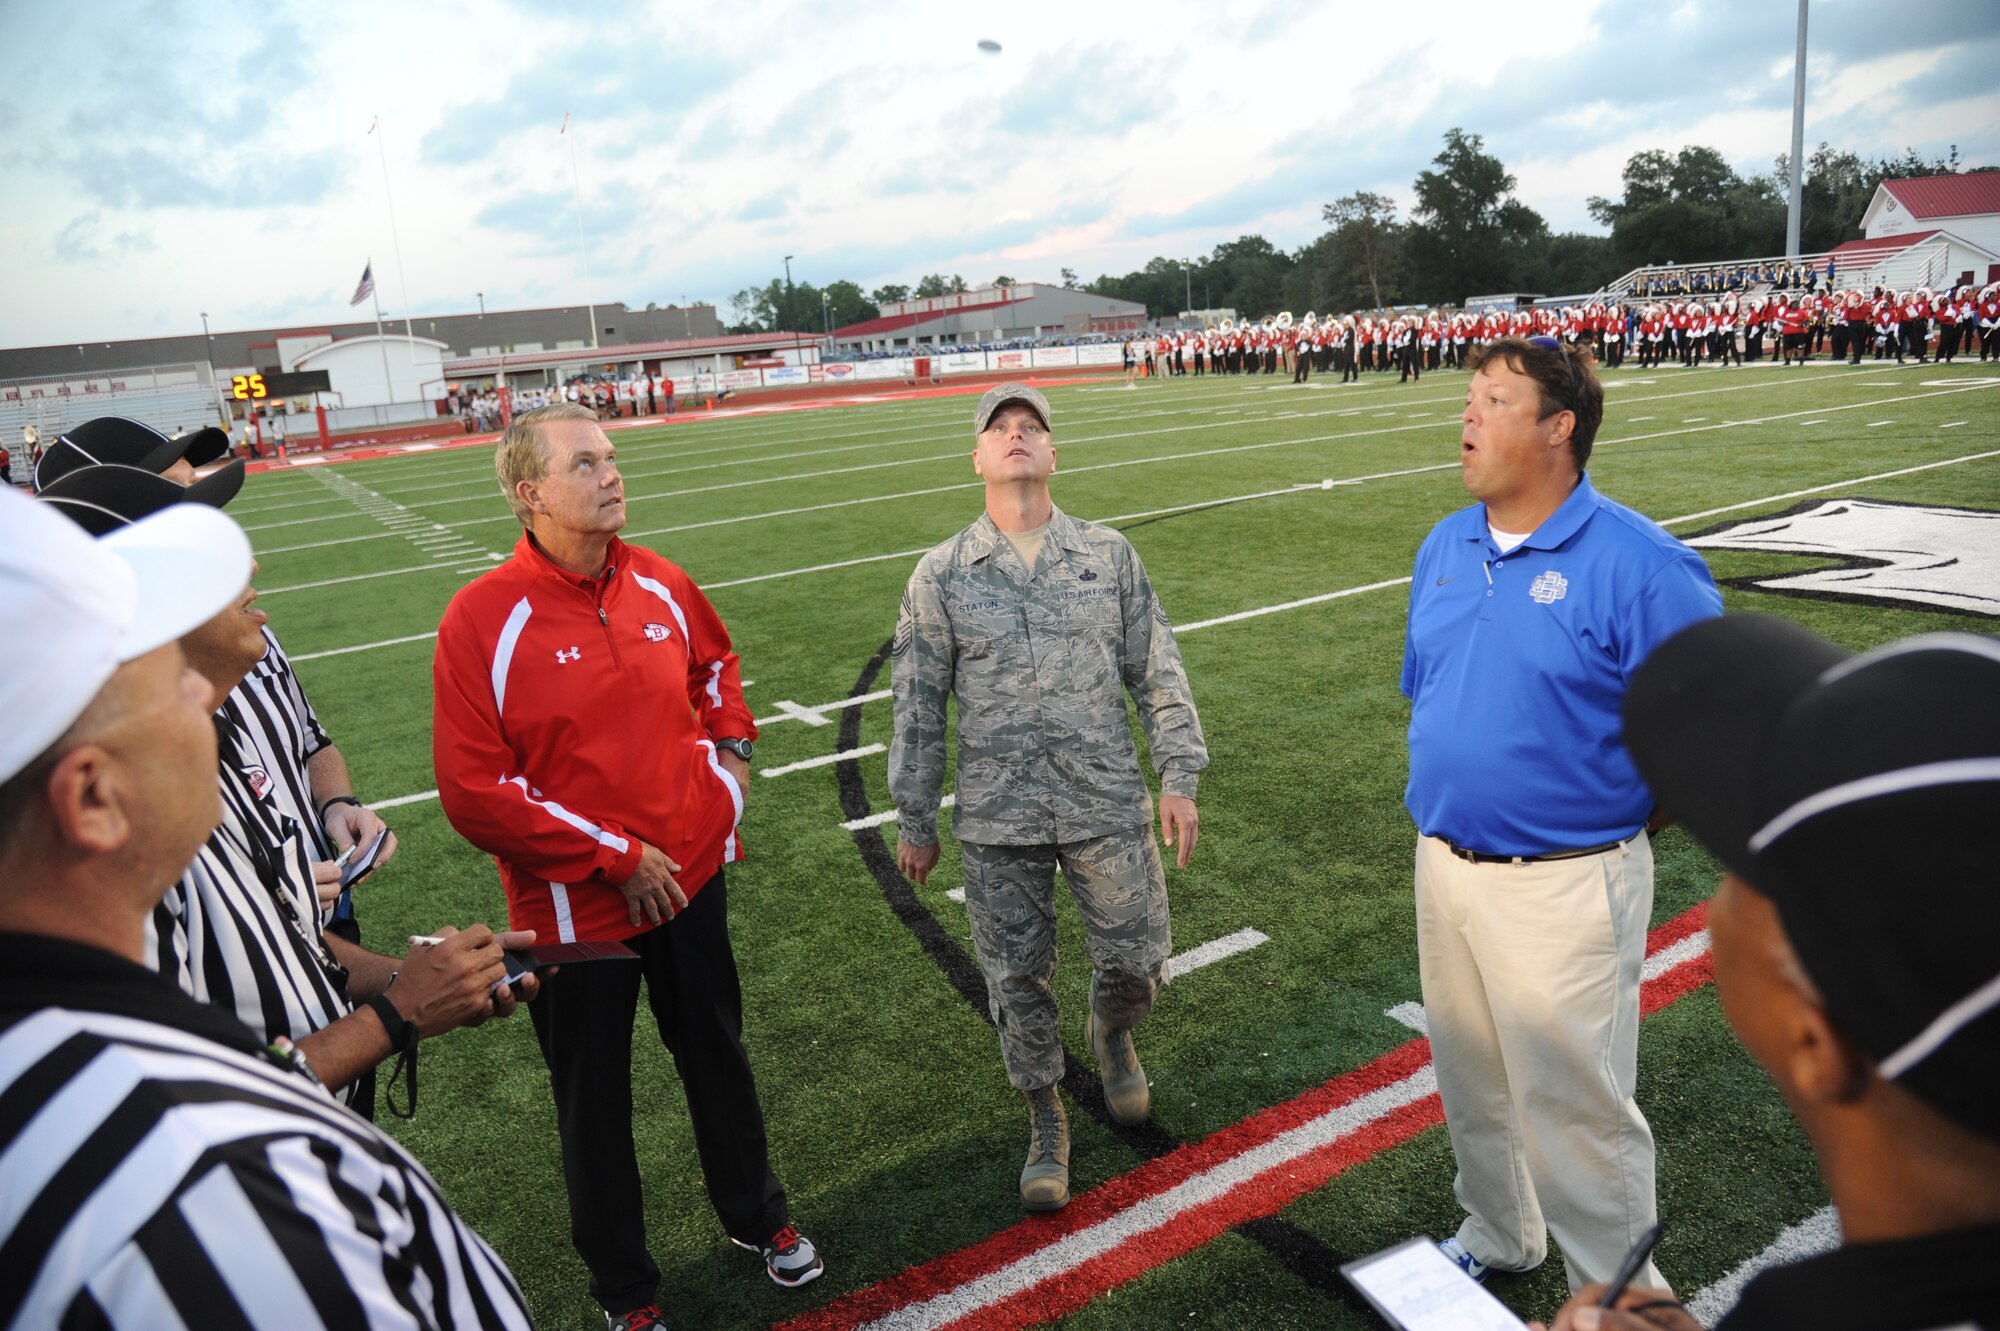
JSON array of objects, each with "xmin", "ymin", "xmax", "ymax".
[
  {"xmin": 38, "ymin": 462, "xmax": 243, "ymax": 536},
  {"xmin": 35, "ymin": 416, "xmax": 233, "ymax": 492},
  {"xmin": 1624, "ymin": 615, "xmax": 2000, "ymax": 1141}
]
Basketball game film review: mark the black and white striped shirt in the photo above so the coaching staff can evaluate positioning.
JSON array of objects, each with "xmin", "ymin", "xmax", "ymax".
[
  {"xmin": 0, "ymin": 935, "xmax": 533, "ymax": 1330},
  {"xmin": 235, "ymin": 627, "xmax": 335, "ymax": 860},
  {"xmin": 146, "ymin": 713, "xmax": 359, "ymax": 1103}
]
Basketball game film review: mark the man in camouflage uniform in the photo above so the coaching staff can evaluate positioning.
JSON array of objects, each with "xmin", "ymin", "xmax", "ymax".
[{"xmin": 890, "ymin": 383, "xmax": 1208, "ymax": 1213}]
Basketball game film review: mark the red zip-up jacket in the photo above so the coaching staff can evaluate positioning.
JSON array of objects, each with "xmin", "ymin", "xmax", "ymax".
[{"xmin": 433, "ymin": 531, "xmax": 754, "ymax": 943}]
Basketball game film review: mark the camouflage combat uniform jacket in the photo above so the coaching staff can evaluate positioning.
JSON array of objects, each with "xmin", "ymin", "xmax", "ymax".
[{"xmin": 890, "ymin": 506, "xmax": 1208, "ymax": 847}]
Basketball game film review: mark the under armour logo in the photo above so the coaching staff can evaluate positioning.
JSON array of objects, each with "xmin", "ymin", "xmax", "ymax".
[
  {"xmin": 1529, "ymin": 571, "xmax": 1569, "ymax": 604},
  {"xmin": 555, "ymin": 646, "xmax": 581, "ymax": 664}
]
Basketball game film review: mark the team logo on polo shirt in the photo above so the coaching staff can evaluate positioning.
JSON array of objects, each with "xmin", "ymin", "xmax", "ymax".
[
  {"xmin": 1529, "ymin": 571, "xmax": 1568, "ymax": 604},
  {"xmin": 643, "ymin": 621, "xmax": 672, "ymax": 643},
  {"xmin": 242, "ymin": 764, "xmax": 272, "ymax": 798}
]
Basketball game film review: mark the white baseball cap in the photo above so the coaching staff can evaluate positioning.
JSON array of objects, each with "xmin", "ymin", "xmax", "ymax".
[{"xmin": 0, "ymin": 487, "xmax": 252, "ymax": 784}]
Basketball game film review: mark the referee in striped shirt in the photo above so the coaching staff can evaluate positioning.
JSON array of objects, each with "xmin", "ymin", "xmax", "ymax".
[
  {"xmin": 0, "ymin": 489, "xmax": 535, "ymax": 1328},
  {"xmin": 41, "ymin": 460, "xmax": 540, "ymax": 1110},
  {"xmin": 37, "ymin": 417, "xmax": 397, "ymax": 929}
]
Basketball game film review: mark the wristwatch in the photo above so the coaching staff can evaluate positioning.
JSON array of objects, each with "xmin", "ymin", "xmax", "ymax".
[{"xmin": 715, "ymin": 737, "xmax": 754, "ymax": 762}]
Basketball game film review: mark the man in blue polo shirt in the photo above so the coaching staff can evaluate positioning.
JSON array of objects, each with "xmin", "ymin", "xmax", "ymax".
[{"xmin": 1401, "ymin": 336, "xmax": 1719, "ymax": 1295}]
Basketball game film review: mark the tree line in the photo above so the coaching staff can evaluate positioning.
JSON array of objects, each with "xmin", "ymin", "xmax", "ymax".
[{"xmin": 723, "ymin": 132, "xmax": 1982, "ymax": 333}]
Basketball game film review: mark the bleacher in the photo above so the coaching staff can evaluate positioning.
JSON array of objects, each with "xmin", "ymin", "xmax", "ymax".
[
  {"xmin": 1603, "ymin": 233, "xmax": 1959, "ymax": 303},
  {"xmin": 2, "ymin": 362, "xmax": 227, "ymax": 485}
]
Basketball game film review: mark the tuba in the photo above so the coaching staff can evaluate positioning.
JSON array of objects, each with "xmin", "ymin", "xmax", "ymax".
[
  {"xmin": 1275, "ymin": 311, "xmax": 1294, "ymax": 330},
  {"xmin": 1218, "ymin": 317, "xmax": 1235, "ymax": 334},
  {"xmin": 1300, "ymin": 311, "xmax": 1317, "ymax": 329}
]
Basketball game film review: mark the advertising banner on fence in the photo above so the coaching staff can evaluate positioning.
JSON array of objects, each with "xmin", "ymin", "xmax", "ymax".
[
  {"xmin": 990, "ymin": 350, "xmax": 1030, "ymax": 372},
  {"xmin": 819, "ymin": 362, "xmax": 859, "ymax": 382},
  {"xmin": 1030, "ymin": 346, "xmax": 1078, "ymax": 368},
  {"xmin": 717, "ymin": 368, "xmax": 763, "ymax": 392},
  {"xmin": 762, "ymin": 365, "xmax": 812, "ymax": 387},
  {"xmin": 852, "ymin": 360, "xmax": 908, "ymax": 381},
  {"xmin": 938, "ymin": 352, "xmax": 989, "ymax": 375},
  {"xmin": 1076, "ymin": 344, "xmax": 1124, "ymax": 366}
]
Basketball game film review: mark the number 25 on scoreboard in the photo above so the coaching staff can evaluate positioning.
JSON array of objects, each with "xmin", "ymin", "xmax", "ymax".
[{"xmin": 231, "ymin": 373, "xmax": 268, "ymax": 400}]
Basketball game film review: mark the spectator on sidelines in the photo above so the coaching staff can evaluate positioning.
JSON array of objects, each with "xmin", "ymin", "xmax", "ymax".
[
  {"xmin": 1542, "ymin": 616, "xmax": 2000, "ymax": 1330},
  {"xmin": 0, "ymin": 489, "xmax": 535, "ymax": 1328},
  {"xmin": 1402, "ymin": 336, "xmax": 1720, "ymax": 1294}
]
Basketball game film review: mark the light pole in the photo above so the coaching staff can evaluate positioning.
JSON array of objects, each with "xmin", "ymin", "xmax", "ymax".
[
  {"xmin": 782, "ymin": 255, "xmax": 801, "ymax": 365},
  {"xmin": 199, "ymin": 312, "xmax": 220, "ymax": 426},
  {"xmin": 822, "ymin": 290, "xmax": 832, "ymax": 347},
  {"xmin": 1183, "ymin": 260, "xmax": 1193, "ymax": 320},
  {"xmin": 476, "ymin": 291, "xmax": 486, "ymax": 321}
]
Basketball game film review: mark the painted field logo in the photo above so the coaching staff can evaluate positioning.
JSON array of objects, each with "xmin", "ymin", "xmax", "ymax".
[
  {"xmin": 643, "ymin": 621, "xmax": 672, "ymax": 643},
  {"xmin": 1685, "ymin": 498, "xmax": 2000, "ymax": 619},
  {"xmin": 1529, "ymin": 570, "xmax": 1568, "ymax": 604}
]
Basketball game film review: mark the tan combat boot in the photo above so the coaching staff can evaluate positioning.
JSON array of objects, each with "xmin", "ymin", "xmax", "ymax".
[
  {"xmin": 1020, "ymin": 1085, "xmax": 1071, "ymax": 1211},
  {"xmin": 1086, "ymin": 1011, "xmax": 1150, "ymax": 1125}
]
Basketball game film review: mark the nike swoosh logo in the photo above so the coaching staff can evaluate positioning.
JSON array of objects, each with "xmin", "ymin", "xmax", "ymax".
[{"xmin": 1436, "ymin": 576, "xmax": 1459, "ymax": 586}]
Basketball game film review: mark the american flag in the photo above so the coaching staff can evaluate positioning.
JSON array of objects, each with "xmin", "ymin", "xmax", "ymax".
[{"xmin": 350, "ymin": 262, "xmax": 374, "ymax": 307}]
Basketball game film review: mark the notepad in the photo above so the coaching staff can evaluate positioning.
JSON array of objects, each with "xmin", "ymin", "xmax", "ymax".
[{"xmin": 1341, "ymin": 1237, "xmax": 1530, "ymax": 1331}]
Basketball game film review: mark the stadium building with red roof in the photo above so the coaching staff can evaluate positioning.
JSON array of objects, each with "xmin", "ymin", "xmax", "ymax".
[
  {"xmin": 1839, "ymin": 170, "xmax": 2000, "ymax": 291},
  {"xmin": 832, "ymin": 282, "xmax": 1148, "ymax": 354}
]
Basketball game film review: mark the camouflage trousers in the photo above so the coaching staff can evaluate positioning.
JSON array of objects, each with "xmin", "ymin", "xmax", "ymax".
[{"xmin": 960, "ymin": 826, "xmax": 1172, "ymax": 1092}]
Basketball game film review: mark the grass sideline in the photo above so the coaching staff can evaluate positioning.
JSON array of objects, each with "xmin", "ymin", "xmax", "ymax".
[{"xmin": 234, "ymin": 360, "xmax": 2000, "ymax": 1329}]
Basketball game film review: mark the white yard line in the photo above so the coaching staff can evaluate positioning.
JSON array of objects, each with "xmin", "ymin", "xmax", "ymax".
[
  {"xmin": 758, "ymin": 744, "xmax": 886, "ymax": 778},
  {"xmin": 841, "ymin": 794, "xmax": 954, "ymax": 832},
  {"xmin": 1169, "ymin": 928, "xmax": 1270, "ymax": 976},
  {"xmin": 754, "ymin": 689, "xmax": 894, "ymax": 728},
  {"xmin": 1384, "ymin": 1001, "xmax": 1428, "ymax": 1034}
]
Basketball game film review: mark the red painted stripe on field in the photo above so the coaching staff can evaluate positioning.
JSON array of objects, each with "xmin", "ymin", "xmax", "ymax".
[
  {"xmin": 781, "ymin": 901, "xmax": 1715, "ymax": 1331},
  {"xmin": 944, "ymin": 1096, "xmax": 1449, "ymax": 1331}
]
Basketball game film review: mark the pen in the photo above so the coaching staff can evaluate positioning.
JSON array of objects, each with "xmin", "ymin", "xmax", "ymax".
[
  {"xmin": 1598, "ymin": 1222, "xmax": 1663, "ymax": 1308},
  {"xmin": 408, "ymin": 934, "xmax": 449, "ymax": 947},
  {"xmin": 334, "ymin": 843, "xmax": 358, "ymax": 870}
]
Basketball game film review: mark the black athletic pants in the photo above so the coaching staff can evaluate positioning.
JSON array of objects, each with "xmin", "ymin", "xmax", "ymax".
[{"xmin": 530, "ymin": 870, "xmax": 788, "ymax": 1314}]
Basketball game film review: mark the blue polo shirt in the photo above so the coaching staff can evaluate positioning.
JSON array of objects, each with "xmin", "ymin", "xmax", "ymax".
[{"xmin": 1401, "ymin": 473, "xmax": 1721, "ymax": 856}]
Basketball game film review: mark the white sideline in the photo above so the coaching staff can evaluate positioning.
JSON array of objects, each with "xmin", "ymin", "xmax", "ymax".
[{"xmin": 1685, "ymin": 1207, "xmax": 1841, "ymax": 1324}]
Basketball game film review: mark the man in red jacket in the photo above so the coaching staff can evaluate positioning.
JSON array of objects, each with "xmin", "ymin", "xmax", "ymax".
[{"xmin": 432, "ymin": 403, "xmax": 821, "ymax": 1330}]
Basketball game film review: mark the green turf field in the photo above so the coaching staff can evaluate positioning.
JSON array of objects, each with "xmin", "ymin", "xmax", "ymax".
[{"xmin": 231, "ymin": 360, "xmax": 1999, "ymax": 1329}]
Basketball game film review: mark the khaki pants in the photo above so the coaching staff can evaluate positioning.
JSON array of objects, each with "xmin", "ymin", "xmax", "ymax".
[{"xmin": 1414, "ymin": 834, "xmax": 1668, "ymax": 1293}]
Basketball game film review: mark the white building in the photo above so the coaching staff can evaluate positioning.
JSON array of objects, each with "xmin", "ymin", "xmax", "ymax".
[
  {"xmin": 290, "ymin": 334, "xmax": 449, "ymax": 409},
  {"xmin": 1840, "ymin": 172, "xmax": 2000, "ymax": 291}
]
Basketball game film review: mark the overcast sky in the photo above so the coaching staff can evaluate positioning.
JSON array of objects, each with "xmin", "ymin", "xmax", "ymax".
[{"xmin": 5, "ymin": 0, "xmax": 1994, "ymax": 348}]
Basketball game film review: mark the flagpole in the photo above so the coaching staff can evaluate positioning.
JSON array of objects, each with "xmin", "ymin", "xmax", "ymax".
[
  {"xmin": 369, "ymin": 115, "xmax": 420, "ymax": 367},
  {"xmin": 368, "ymin": 263, "xmax": 395, "ymax": 402},
  {"xmin": 562, "ymin": 113, "xmax": 599, "ymax": 349}
]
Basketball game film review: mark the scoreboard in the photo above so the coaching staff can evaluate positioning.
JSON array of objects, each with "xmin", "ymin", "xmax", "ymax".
[{"xmin": 229, "ymin": 370, "xmax": 333, "ymax": 401}]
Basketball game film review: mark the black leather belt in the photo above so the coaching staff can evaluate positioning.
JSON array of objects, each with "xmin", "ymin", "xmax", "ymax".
[{"xmin": 1441, "ymin": 833, "xmax": 1639, "ymax": 866}]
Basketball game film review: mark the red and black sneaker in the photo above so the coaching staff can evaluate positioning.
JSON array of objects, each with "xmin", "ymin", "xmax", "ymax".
[
  {"xmin": 605, "ymin": 1303, "xmax": 666, "ymax": 1331},
  {"xmin": 730, "ymin": 1224, "xmax": 825, "ymax": 1288}
]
